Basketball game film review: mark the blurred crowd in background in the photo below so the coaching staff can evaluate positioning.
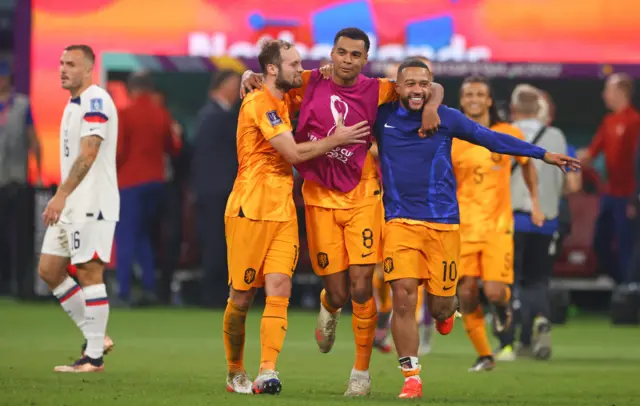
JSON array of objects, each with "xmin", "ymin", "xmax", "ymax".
[{"xmin": 1, "ymin": 52, "xmax": 639, "ymax": 312}]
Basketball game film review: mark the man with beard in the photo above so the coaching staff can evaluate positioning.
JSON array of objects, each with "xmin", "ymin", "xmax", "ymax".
[
  {"xmin": 452, "ymin": 75, "xmax": 543, "ymax": 372},
  {"xmin": 373, "ymin": 56, "xmax": 436, "ymax": 356},
  {"xmin": 374, "ymin": 59, "xmax": 579, "ymax": 398},
  {"xmin": 241, "ymin": 28, "xmax": 444, "ymax": 396},
  {"xmin": 222, "ymin": 39, "xmax": 370, "ymax": 395}
]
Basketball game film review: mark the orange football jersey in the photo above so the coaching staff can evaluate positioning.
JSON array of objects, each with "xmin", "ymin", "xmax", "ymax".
[
  {"xmin": 225, "ymin": 87, "xmax": 295, "ymax": 222},
  {"xmin": 452, "ymin": 122, "xmax": 528, "ymax": 242}
]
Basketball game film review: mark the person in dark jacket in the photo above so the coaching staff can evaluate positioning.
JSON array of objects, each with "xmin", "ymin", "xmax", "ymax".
[{"xmin": 191, "ymin": 69, "xmax": 241, "ymax": 307}]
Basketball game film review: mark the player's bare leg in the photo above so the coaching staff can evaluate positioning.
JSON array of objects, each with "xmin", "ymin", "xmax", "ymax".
[
  {"xmin": 252, "ymin": 273, "xmax": 292, "ymax": 395},
  {"xmin": 416, "ymin": 284, "xmax": 435, "ymax": 355},
  {"xmin": 458, "ymin": 276, "xmax": 495, "ymax": 372},
  {"xmin": 224, "ymin": 287, "xmax": 255, "ymax": 394},
  {"xmin": 373, "ymin": 263, "xmax": 393, "ymax": 353},
  {"xmin": 316, "ymin": 270, "xmax": 349, "ymax": 353},
  {"xmin": 344, "ymin": 264, "xmax": 376, "ymax": 397},
  {"xmin": 390, "ymin": 278, "xmax": 422, "ymax": 399},
  {"xmin": 483, "ymin": 281, "xmax": 512, "ymax": 333},
  {"xmin": 53, "ymin": 259, "xmax": 109, "ymax": 372}
]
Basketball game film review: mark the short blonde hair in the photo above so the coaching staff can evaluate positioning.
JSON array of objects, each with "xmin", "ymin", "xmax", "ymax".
[{"xmin": 511, "ymin": 84, "xmax": 541, "ymax": 115}]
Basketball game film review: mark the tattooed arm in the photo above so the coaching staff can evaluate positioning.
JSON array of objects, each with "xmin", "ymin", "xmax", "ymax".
[
  {"xmin": 57, "ymin": 135, "xmax": 102, "ymax": 197},
  {"xmin": 43, "ymin": 135, "xmax": 102, "ymax": 226}
]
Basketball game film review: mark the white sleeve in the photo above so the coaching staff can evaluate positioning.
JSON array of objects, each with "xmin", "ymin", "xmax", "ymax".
[{"xmin": 80, "ymin": 95, "xmax": 112, "ymax": 140}]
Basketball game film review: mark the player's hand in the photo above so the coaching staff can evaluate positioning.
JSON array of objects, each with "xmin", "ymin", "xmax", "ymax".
[
  {"xmin": 319, "ymin": 64, "xmax": 333, "ymax": 79},
  {"xmin": 333, "ymin": 114, "xmax": 370, "ymax": 145},
  {"xmin": 576, "ymin": 148, "xmax": 590, "ymax": 163},
  {"xmin": 531, "ymin": 202, "xmax": 545, "ymax": 227},
  {"xmin": 542, "ymin": 152, "xmax": 581, "ymax": 173},
  {"xmin": 42, "ymin": 193, "xmax": 67, "ymax": 227},
  {"xmin": 240, "ymin": 72, "xmax": 263, "ymax": 98},
  {"xmin": 418, "ymin": 105, "xmax": 440, "ymax": 138}
]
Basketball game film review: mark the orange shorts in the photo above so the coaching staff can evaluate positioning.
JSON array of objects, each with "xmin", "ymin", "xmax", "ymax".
[
  {"xmin": 305, "ymin": 200, "xmax": 383, "ymax": 276},
  {"xmin": 382, "ymin": 221, "xmax": 460, "ymax": 297},
  {"xmin": 225, "ymin": 216, "xmax": 299, "ymax": 291},
  {"xmin": 460, "ymin": 231, "xmax": 514, "ymax": 284}
]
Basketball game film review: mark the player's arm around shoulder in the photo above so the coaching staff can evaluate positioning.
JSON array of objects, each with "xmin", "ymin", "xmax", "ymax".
[{"xmin": 240, "ymin": 69, "xmax": 312, "ymax": 99}]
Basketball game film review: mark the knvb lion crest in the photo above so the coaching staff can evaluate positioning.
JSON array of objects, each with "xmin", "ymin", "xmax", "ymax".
[
  {"xmin": 383, "ymin": 257, "xmax": 394, "ymax": 274},
  {"xmin": 244, "ymin": 268, "xmax": 257, "ymax": 284},
  {"xmin": 317, "ymin": 252, "xmax": 329, "ymax": 269}
]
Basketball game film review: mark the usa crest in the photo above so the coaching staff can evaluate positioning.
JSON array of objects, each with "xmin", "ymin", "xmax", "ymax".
[
  {"xmin": 90, "ymin": 98, "xmax": 103, "ymax": 112},
  {"xmin": 317, "ymin": 252, "xmax": 329, "ymax": 269},
  {"xmin": 383, "ymin": 257, "xmax": 394, "ymax": 274},
  {"xmin": 266, "ymin": 110, "xmax": 283, "ymax": 126},
  {"xmin": 243, "ymin": 268, "xmax": 257, "ymax": 284}
]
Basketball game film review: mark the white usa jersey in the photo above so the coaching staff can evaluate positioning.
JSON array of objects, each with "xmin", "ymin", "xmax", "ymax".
[{"xmin": 59, "ymin": 84, "xmax": 119, "ymax": 223}]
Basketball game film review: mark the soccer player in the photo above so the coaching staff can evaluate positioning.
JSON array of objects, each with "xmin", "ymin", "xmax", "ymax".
[
  {"xmin": 37, "ymin": 44, "xmax": 119, "ymax": 372},
  {"xmin": 452, "ymin": 76, "xmax": 544, "ymax": 371},
  {"xmin": 374, "ymin": 58, "xmax": 579, "ymax": 398},
  {"xmin": 223, "ymin": 39, "xmax": 370, "ymax": 395},
  {"xmin": 241, "ymin": 28, "xmax": 443, "ymax": 396},
  {"xmin": 373, "ymin": 56, "xmax": 437, "ymax": 356}
]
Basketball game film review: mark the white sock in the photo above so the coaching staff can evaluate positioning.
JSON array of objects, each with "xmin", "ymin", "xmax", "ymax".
[
  {"xmin": 52, "ymin": 276, "xmax": 86, "ymax": 333},
  {"xmin": 399, "ymin": 356, "xmax": 421, "ymax": 380},
  {"xmin": 83, "ymin": 284, "xmax": 109, "ymax": 359},
  {"xmin": 350, "ymin": 368, "xmax": 370, "ymax": 380}
]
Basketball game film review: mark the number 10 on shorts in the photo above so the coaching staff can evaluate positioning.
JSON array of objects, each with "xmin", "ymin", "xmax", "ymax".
[{"xmin": 442, "ymin": 260, "xmax": 457, "ymax": 282}]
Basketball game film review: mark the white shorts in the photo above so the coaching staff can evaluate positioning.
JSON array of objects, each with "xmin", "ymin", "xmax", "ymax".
[{"xmin": 41, "ymin": 221, "xmax": 116, "ymax": 265}]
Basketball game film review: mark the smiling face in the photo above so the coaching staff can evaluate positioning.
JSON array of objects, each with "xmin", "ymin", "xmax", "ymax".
[
  {"xmin": 396, "ymin": 66, "xmax": 432, "ymax": 112},
  {"xmin": 460, "ymin": 81, "xmax": 493, "ymax": 120}
]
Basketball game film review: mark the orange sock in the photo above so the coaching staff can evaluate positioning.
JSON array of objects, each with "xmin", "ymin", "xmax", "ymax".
[
  {"xmin": 462, "ymin": 305, "xmax": 492, "ymax": 357},
  {"xmin": 259, "ymin": 296, "xmax": 289, "ymax": 373},
  {"xmin": 320, "ymin": 289, "xmax": 340, "ymax": 313},
  {"xmin": 223, "ymin": 299, "xmax": 248, "ymax": 373},
  {"xmin": 352, "ymin": 298, "xmax": 378, "ymax": 371}
]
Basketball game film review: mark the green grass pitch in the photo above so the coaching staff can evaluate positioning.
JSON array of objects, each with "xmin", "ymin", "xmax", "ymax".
[{"xmin": 0, "ymin": 300, "xmax": 638, "ymax": 405}]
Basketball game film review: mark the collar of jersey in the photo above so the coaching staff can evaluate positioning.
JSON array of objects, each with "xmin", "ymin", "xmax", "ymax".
[
  {"xmin": 395, "ymin": 103, "xmax": 423, "ymax": 120},
  {"xmin": 69, "ymin": 85, "xmax": 95, "ymax": 105}
]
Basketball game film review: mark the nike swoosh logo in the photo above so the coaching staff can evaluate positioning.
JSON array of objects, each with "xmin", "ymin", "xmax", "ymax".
[
  {"xmin": 443, "ymin": 285, "xmax": 454, "ymax": 291},
  {"xmin": 89, "ymin": 128, "xmax": 100, "ymax": 132},
  {"xmin": 361, "ymin": 252, "xmax": 373, "ymax": 258},
  {"xmin": 384, "ymin": 123, "xmax": 395, "ymax": 129}
]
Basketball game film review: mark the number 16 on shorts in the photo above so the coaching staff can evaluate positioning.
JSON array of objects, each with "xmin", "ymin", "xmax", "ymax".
[{"xmin": 71, "ymin": 230, "xmax": 81, "ymax": 251}]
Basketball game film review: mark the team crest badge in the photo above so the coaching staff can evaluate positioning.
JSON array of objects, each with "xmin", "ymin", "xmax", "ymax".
[
  {"xmin": 243, "ymin": 268, "xmax": 256, "ymax": 284},
  {"xmin": 266, "ymin": 110, "xmax": 283, "ymax": 126},
  {"xmin": 383, "ymin": 257, "xmax": 394, "ymax": 274},
  {"xmin": 90, "ymin": 98, "xmax": 103, "ymax": 112},
  {"xmin": 317, "ymin": 252, "xmax": 329, "ymax": 269}
]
